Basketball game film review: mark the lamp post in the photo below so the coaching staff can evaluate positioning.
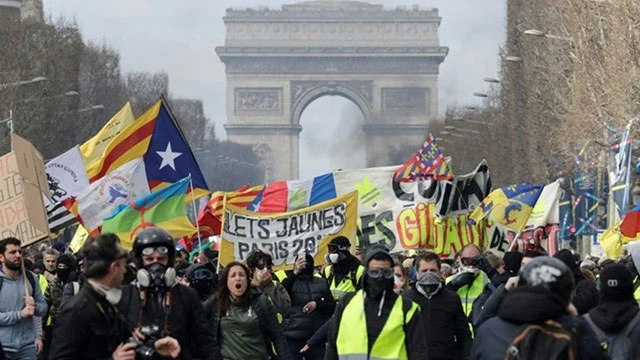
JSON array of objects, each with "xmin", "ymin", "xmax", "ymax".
[
  {"xmin": 76, "ymin": 104, "xmax": 104, "ymax": 113},
  {"xmin": 523, "ymin": 29, "xmax": 573, "ymax": 42},
  {"xmin": 0, "ymin": 76, "xmax": 47, "ymax": 90}
]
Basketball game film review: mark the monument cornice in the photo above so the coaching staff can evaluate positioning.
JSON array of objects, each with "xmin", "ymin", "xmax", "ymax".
[
  {"xmin": 216, "ymin": 46, "xmax": 449, "ymax": 58},
  {"xmin": 225, "ymin": 124, "xmax": 303, "ymax": 135},
  {"xmin": 362, "ymin": 124, "xmax": 429, "ymax": 135},
  {"xmin": 224, "ymin": 10, "xmax": 441, "ymax": 23}
]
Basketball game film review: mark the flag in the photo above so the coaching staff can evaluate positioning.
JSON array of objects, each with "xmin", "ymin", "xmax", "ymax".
[
  {"xmin": 80, "ymin": 102, "xmax": 135, "ymax": 167},
  {"xmin": 599, "ymin": 220, "xmax": 632, "ymax": 259},
  {"xmin": 609, "ymin": 124, "xmax": 633, "ymax": 218},
  {"xmin": 74, "ymin": 158, "xmax": 150, "ymax": 231},
  {"xmin": 143, "ymin": 100, "xmax": 208, "ymax": 198},
  {"xmin": 393, "ymin": 134, "xmax": 453, "ymax": 182},
  {"xmin": 69, "ymin": 225, "xmax": 89, "ymax": 254},
  {"xmin": 85, "ymin": 101, "xmax": 159, "ymax": 182},
  {"xmin": 102, "ymin": 177, "xmax": 196, "ymax": 249},
  {"xmin": 44, "ymin": 146, "xmax": 90, "ymax": 233},
  {"xmin": 185, "ymin": 185, "xmax": 264, "ymax": 242},
  {"xmin": 469, "ymin": 183, "xmax": 544, "ymax": 231},
  {"xmin": 620, "ymin": 204, "xmax": 640, "ymax": 238},
  {"xmin": 247, "ymin": 173, "xmax": 337, "ymax": 213}
]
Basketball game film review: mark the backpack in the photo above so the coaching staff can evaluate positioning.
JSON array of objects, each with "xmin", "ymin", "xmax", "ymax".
[
  {"xmin": 583, "ymin": 311, "xmax": 640, "ymax": 360},
  {"xmin": 505, "ymin": 320, "xmax": 577, "ymax": 360},
  {"xmin": 0, "ymin": 271, "xmax": 37, "ymax": 295}
]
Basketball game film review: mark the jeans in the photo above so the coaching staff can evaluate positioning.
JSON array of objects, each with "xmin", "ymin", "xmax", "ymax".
[
  {"xmin": 5, "ymin": 344, "xmax": 36, "ymax": 360},
  {"xmin": 286, "ymin": 338, "xmax": 325, "ymax": 360}
]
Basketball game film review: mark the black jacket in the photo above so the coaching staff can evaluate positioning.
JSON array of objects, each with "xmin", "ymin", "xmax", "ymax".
[
  {"xmin": 119, "ymin": 284, "xmax": 216, "ymax": 360},
  {"xmin": 49, "ymin": 284, "xmax": 130, "ymax": 359},
  {"xmin": 404, "ymin": 285, "xmax": 472, "ymax": 360},
  {"xmin": 280, "ymin": 270, "xmax": 335, "ymax": 341},
  {"xmin": 470, "ymin": 286, "xmax": 605, "ymax": 360},
  {"xmin": 324, "ymin": 290, "xmax": 428, "ymax": 360},
  {"xmin": 207, "ymin": 288, "xmax": 293, "ymax": 360}
]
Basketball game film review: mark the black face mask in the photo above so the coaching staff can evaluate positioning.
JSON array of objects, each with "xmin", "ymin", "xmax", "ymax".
[
  {"xmin": 57, "ymin": 268, "xmax": 71, "ymax": 283},
  {"xmin": 365, "ymin": 274, "xmax": 394, "ymax": 299}
]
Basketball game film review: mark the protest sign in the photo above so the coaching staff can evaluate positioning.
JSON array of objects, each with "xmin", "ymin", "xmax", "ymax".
[
  {"xmin": 0, "ymin": 135, "xmax": 51, "ymax": 246},
  {"xmin": 220, "ymin": 192, "xmax": 358, "ymax": 270},
  {"xmin": 334, "ymin": 161, "xmax": 491, "ymax": 257}
]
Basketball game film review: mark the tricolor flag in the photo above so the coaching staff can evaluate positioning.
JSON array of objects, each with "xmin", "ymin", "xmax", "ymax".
[
  {"xmin": 393, "ymin": 134, "xmax": 453, "ymax": 182},
  {"xmin": 247, "ymin": 173, "xmax": 337, "ymax": 213}
]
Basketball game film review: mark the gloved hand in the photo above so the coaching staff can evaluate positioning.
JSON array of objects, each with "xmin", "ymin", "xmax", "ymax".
[
  {"xmin": 473, "ymin": 255, "xmax": 496, "ymax": 277},
  {"xmin": 446, "ymin": 271, "xmax": 475, "ymax": 291}
]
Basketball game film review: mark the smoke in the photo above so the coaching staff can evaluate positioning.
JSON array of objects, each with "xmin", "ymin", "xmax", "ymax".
[{"xmin": 298, "ymin": 96, "xmax": 366, "ymax": 179}]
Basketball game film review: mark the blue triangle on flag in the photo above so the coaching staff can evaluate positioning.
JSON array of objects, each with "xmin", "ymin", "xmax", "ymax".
[{"xmin": 144, "ymin": 102, "xmax": 208, "ymax": 191}]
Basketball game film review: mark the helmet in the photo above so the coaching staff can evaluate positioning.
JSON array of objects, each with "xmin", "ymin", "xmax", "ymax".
[
  {"xmin": 132, "ymin": 227, "xmax": 176, "ymax": 267},
  {"xmin": 519, "ymin": 256, "xmax": 575, "ymax": 306}
]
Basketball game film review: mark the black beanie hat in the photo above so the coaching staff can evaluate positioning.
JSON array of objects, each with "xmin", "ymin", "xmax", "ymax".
[
  {"xmin": 554, "ymin": 249, "xmax": 578, "ymax": 271},
  {"xmin": 503, "ymin": 251, "xmax": 524, "ymax": 273},
  {"xmin": 329, "ymin": 236, "xmax": 351, "ymax": 249},
  {"xmin": 599, "ymin": 263, "xmax": 634, "ymax": 302}
]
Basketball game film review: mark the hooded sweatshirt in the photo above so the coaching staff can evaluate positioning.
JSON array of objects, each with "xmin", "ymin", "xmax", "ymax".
[{"xmin": 0, "ymin": 269, "xmax": 47, "ymax": 353}]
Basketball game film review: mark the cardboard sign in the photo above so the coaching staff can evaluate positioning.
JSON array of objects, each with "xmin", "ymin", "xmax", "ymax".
[
  {"xmin": 0, "ymin": 135, "xmax": 51, "ymax": 246},
  {"xmin": 220, "ymin": 192, "xmax": 358, "ymax": 271}
]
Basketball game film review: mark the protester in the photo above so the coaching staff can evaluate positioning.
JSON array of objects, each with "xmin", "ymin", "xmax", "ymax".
[
  {"xmin": 393, "ymin": 260, "xmax": 409, "ymax": 293},
  {"xmin": 42, "ymin": 253, "xmax": 76, "ymax": 357},
  {"xmin": 445, "ymin": 244, "xmax": 493, "ymax": 318},
  {"xmin": 41, "ymin": 249, "xmax": 58, "ymax": 284},
  {"xmin": 583, "ymin": 263, "xmax": 640, "ymax": 358},
  {"xmin": 118, "ymin": 227, "xmax": 216, "ymax": 360},
  {"xmin": 555, "ymin": 249, "xmax": 599, "ymax": 315},
  {"xmin": 325, "ymin": 246, "xmax": 426, "ymax": 360},
  {"xmin": 322, "ymin": 236, "xmax": 364, "ymax": 302},
  {"xmin": 247, "ymin": 249, "xmax": 291, "ymax": 317},
  {"xmin": 49, "ymin": 233, "xmax": 180, "ymax": 359},
  {"xmin": 61, "ymin": 253, "xmax": 85, "ymax": 305},
  {"xmin": 208, "ymin": 261, "xmax": 292, "ymax": 360},
  {"xmin": 491, "ymin": 251, "xmax": 522, "ymax": 286},
  {"xmin": 0, "ymin": 237, "xmax": 47, "ymax": 360},
  {"xmin": 186, "ymin": 261, "xmax": 218, "ymax": 301},
  {"xmin": 404, "ymin": 252, "xmax": 471, "ymax": 360},
  {"xmin": 279, "ymin": 252, "xmax": 334, "ymax": 360},
  {"xmin": 470, "ymin": 256, "xmax": 604, "ymax": 360}
]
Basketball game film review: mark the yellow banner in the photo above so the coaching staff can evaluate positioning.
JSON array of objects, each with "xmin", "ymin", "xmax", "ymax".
[
  {"xmin": 220, "ymin": 192, "xmax": 358, "ymax": 271},
  {"xmin": 80, "ymin": 102, "xmax": 135, "ymax": 167}
]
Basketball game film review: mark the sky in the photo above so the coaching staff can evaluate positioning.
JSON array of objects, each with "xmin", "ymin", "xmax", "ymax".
[{"xmin": 43, "ymin": 0, "xmax": 506, "ymax": 180}]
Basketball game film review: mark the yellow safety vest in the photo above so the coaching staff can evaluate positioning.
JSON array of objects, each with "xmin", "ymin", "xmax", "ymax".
[
  {"xmin": 633, "ymin": 276, "xmax": 640, "ymax": 301},
  {"xmin": 446, "ymin": 271, "xmax": 489, "ymax": 317},
  {"xmin": 336, "ymin": 290, "xmax": 419, "ymax": 360},
  {"xmin": 324, "ymin": 265, "xmax": 365, "ymax": 302}
]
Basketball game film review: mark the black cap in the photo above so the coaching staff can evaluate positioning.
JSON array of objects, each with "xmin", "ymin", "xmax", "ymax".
[
  {"xmin": 503, "ymin": 251, "xmax": 523, "ymax": 273},
  {"xmin": 329, "ymin": 236, "xmax": 351, "ymax": 249},
  {"xmin": 599, "ymin": 263, "xmax": 634, "ymax": 302}
]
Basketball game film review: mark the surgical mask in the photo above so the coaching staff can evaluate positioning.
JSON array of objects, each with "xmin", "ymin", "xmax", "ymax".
[
  {"xmin": 328, "ymin": 253, "xmax": 340, "ymax": 264},
  {"xmin": 393, "ymin": 275, "xmax": 403, "ymax": 294},
  {"xmin": 88, "ymin": 279, "xmax": 122, "ymax": 305}
]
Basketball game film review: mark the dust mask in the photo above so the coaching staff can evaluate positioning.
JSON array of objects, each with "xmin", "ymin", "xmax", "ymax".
[
  {"xmin": 328, "ymin": 253, "xmax": 340, "ymax": 264},
  {"xmin": 88, "ymin": 279, "xmax": 122, "ymax": 305}
]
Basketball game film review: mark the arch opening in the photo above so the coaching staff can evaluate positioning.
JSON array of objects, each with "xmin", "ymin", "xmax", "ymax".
[{"xmin": 298, "ymin": 95, "xmax": 366, "ymax": 179}]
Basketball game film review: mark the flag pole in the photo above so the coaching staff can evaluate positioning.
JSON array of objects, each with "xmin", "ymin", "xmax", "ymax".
[
  {"xmin": 507, "ymin": 218, "xmax": 530, "ymax": 252},
  {"xmin": 188, "ymin": 174, "xmax": 203, "ymax": 255},
  {"xmin": 216, "ymin": 192, "xmax": 228, "ymax": 274}
]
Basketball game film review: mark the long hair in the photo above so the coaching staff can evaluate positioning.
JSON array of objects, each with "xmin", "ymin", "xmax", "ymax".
[{"xmin": 212, "ymin": 261, "xmax": 251, "ymax": 314}]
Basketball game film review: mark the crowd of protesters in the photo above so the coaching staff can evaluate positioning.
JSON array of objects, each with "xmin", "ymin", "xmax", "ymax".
[{"xmin": 0, "ymin": 230, "xmax": 639, "ymax": 359}]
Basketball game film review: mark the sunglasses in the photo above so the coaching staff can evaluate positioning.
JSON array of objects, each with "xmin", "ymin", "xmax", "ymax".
[
  {"xmin": 141, "ymin": 246, "xmax": 169, "ymax": 257},
  {"xmin": 366, "ymin": 267, "xmax": 394, "ymax": 279},
  {"xmin": 255, "ymin": 263, "xmax": 270, "ymax": 271},
  {"xmin": 461, "ymin": 257, "xmax": 476, "ymax": 266}
]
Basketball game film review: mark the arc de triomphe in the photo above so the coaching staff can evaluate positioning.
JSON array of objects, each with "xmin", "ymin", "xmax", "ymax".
[{"xmin": 216, "ymin": 0, "xmax": 448, "ymax": 181}]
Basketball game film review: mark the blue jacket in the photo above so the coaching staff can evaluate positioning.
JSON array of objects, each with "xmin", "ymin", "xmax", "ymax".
[{"xmin": 0, "ymin": 270, "xmax": 47, "ymax": 353}]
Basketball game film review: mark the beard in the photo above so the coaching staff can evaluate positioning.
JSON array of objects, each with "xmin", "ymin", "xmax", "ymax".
[{"xmin": 5, "ymin": 260, "xmax": 21, "ymax": 271}]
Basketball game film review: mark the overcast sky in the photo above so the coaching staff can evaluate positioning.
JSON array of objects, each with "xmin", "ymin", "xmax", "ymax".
[{"xmin": 44, "ymin": 0, "xmax": 505, "ymax": 180}]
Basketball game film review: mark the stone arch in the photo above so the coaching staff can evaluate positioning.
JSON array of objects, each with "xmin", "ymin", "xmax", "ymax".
[{"xmin": 291, "ymin": 81, "xmax": 372, "ymax": 125}]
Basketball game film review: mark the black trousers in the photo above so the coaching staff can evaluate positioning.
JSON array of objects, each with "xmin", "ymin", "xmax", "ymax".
[{"xmin": 286, "ymin": 338, "xmax": 325, "ymax": 360}]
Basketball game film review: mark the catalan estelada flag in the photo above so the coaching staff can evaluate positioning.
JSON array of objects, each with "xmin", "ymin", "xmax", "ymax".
[
  {"xmin": 393, "ymin": 134, "xmax": 453, "ymax": 182},
  {"xmin": 143, "ymin": 99, "xmax": 208, "ymax": 198},
  {"xmin": 85, "ymin": 101, "xmax": 159, "ymax": 182},
  {"xmin": 80, "ymin": 102, "xmax": 135, "ymax": 168},
  {"xmin": 102, "ymin": 177, "xmax": 196, "ymax": 250},
  {"xmin": 469, "ymin": 183, "xmax": 544, "ymax": 232}
]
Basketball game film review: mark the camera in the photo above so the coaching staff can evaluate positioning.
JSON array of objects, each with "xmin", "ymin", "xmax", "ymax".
[{"xmin": 130, "ymin": 325, "xmax": 161, "ymax": 360}]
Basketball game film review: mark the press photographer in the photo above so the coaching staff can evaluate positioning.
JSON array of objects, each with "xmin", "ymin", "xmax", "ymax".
[
  {"xmin": 49, "ymin": 233, "xmax": 181, "ymax": 359},
  {"xmin": 119, "ymin": 227, "xmax": 216, "ymax": 360}
]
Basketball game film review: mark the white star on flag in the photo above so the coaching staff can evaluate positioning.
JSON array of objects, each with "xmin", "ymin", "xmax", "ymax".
[{"xmin": 156, "ymin": 142, "xmax": 182, "ymax": 170}]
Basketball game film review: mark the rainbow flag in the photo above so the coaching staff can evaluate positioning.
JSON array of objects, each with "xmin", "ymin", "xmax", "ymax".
[{"xmin": 102, "ymin": 177, "xmax": 196, "ymax": 249}]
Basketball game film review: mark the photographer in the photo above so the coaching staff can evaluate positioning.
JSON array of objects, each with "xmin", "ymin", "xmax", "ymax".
[
  {"xmin": 118, "ymin": 228, "xmax": 216, "ymax": 360},
  {"xmin": 49, "ymin": 233, "xmax": 180, "ymax": 359}
]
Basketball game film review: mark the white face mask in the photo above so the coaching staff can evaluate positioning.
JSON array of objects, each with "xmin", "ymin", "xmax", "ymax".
[
  {"xmin": 89, "ymin": 280, "xmax": 123, "ymax": 305},
  {"xmin": 328, "ymin": 253, "xmax": 340, "ymax": 264},
  {"xmin": 461, "ymin": 266, "xmax": 480, "ymax": 275}
]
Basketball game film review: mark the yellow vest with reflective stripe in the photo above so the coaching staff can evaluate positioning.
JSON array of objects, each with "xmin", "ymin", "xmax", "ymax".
[
  {"xmin": 634, "ymin": 276, "xmax": 640, "ymax": 301},
  {"xmin": 324, "ymin": 265, "xmax": 365, "ymax": 302},
  {"xmin": 336, "ymin": 290, "xmax": 418, "ymax": 360},
  {"xmin": 446, "ymin": 271, "xmax": 489, "ymax": 316}
]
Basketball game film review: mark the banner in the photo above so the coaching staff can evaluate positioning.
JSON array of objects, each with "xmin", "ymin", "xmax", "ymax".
[
  {"xmin": 334, "ymin": 161, "xmax": 491, "ymax": 257},
  {"xmin": 220, "ymin": 192, "xmax": 358, "ymax": 271}
]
